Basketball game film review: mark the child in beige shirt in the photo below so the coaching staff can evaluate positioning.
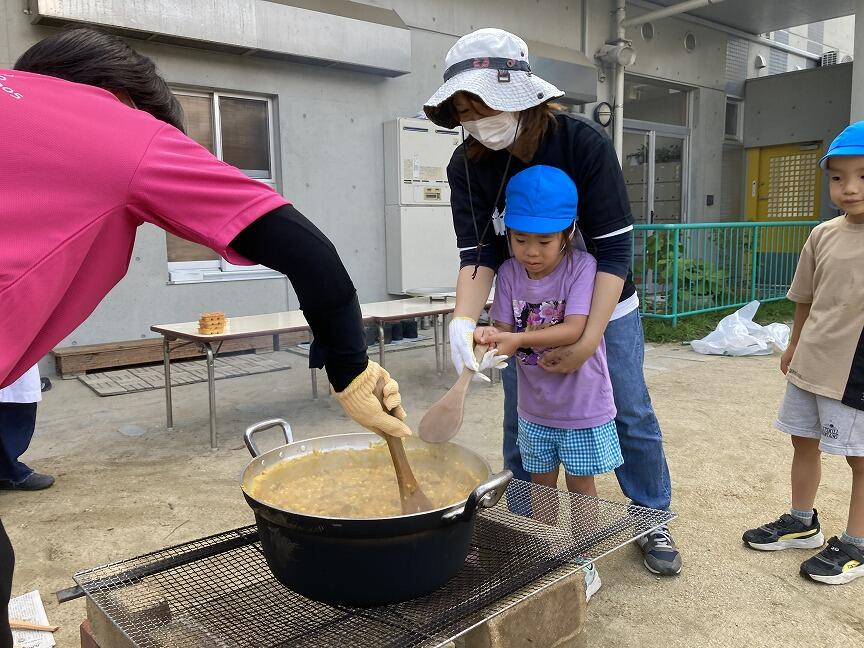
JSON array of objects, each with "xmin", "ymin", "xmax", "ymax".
[{"xmin": 743, "ymin": 121, "xmax": 864, "ymax": 585}]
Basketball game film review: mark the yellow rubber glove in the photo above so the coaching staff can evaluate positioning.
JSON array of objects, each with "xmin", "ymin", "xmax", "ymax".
[{"xmin": 332, "ymin": 361, "xmax": 411, "ymax": 438}]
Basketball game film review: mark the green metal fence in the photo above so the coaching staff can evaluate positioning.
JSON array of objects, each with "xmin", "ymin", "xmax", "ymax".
[{"xmin": 633, "ymin": 221, "xmax": 819, "ymax": 325}]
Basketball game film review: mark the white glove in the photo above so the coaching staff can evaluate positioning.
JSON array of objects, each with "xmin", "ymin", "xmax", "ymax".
[
  {"xmin": 448, "ymin": 317, "xmax": 479, "ymax": 375},
  {"xmin": 473, "ymin": 348, "xmax": 509, "ymax": 383}
]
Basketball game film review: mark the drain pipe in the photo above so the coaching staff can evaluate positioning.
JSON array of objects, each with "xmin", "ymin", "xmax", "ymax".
[
  {"xmin": 612, "ymin": 0, "xmax": 627, "ymax": 165},
  {"xmin": 621, "ymin": 0, "xmax": 728, "ymax": 28}
]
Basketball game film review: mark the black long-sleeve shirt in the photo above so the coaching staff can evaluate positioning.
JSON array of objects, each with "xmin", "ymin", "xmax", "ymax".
[
  {"xmin": 231, "ymin": 205, "xmax": 367, "ymax": 391},
  {"xmin": 448, "ymin": 112, "xmax": 636, "ymax": 302}
]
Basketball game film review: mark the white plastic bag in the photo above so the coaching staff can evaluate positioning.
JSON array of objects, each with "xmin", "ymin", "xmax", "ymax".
[{"xmin": 690, "ymin": 301, "xmax": 790, "ymax": 356}]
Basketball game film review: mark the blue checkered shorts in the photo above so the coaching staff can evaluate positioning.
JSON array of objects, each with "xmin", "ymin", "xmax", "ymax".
[{"xmin": 517, "ymin": 417, "xmax": 623, "ymax": 476}]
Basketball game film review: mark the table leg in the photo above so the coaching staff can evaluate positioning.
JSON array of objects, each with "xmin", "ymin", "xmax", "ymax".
[
  {"xmin": 272, "ymin": 333, "xmax": 281, "ymax": 352},
  {"xmin": 433, "ymin": 315, "xmax": 441, "ymax": 374},
  {"xmin": 310, "ymin": 368, "xmax": 319, "ymax": 400},
  {"xmin": 378, "ymin": 322, "xmax": 386, "ymax": 368},
  {"xmin": 442, "ymin": 313, "xmax": 450, "ymax": 371},
  {"xmin": 162, "ymin": 337, "xmax": 174, "ymax": 432},
  {"xmin": 205, "ymin": 343, "xmax": 218, "ymax": 450}
]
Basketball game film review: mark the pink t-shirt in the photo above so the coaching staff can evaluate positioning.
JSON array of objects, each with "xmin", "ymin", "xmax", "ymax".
[{"xmin": 0, "ymin": 70, "xmax": 289, "ymax": 387}]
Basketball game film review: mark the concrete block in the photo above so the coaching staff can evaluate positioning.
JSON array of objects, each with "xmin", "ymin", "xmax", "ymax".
[
  {"xmin": 462, "ymin": 569, "xmax": 587, "ymax": 648},
  {"xmin": 80, "ymin": 619, "xmax": 101, "ymax": 648}
]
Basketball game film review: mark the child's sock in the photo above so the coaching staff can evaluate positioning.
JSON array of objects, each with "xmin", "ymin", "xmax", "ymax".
[
  {"xmin": 840, "ymin": 531, "xmax": 864, "ymax": 548},
  {"xmin": 790, "ymin": 508, "xmax": 814, "ymax": 526}
]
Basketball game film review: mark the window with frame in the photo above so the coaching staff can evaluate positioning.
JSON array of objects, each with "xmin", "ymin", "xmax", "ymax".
[
  {"xmin": 725, "ymin": 99, "xmax": 743, "ymax": 141},
  {"xmin": 167, "ymin": 90, "xmax": 280, "ymax": 283}
]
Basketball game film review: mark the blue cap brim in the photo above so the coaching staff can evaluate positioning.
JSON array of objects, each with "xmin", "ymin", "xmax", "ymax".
[
  {"xmin": 819, "ymin": 145, "xmax": 864, "ymax": 169},
  {"xmin": 504, "ymin": 213, "xmax": 571, "ymax": 234}
]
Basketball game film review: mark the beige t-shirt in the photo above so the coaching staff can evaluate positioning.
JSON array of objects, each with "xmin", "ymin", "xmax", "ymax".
[{"xmin": 787, "ymin": 215, "xmax": 864, "ymax": 409}]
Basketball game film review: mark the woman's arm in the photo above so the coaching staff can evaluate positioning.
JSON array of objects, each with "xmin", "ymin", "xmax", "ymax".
[
  {"xmin": 230, "ymin": 205, "xmax": 366, "ymax": 391},
  {"xmin": 454, "ymin": 265, "xmax": 495, "ymax": 320},
  {"xmin": 492, "ymin": 315, "xmax": 586, "ymax": 357},
  {"xmin": 539, "ymin": 273, "xmax": 624, "ymax": 373}
]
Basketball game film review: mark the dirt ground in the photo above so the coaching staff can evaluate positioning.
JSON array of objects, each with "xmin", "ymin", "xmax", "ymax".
[{"xmin": 3, "ymin": 343, "xmax": 863, "ymax": 647}]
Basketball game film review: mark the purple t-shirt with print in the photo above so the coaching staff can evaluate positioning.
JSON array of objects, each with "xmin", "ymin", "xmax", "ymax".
[{"xmin": 490, "ymin": 250, "xmax": 617, "ymax": 429}]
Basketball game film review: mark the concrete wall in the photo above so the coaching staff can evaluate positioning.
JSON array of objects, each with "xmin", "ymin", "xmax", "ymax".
[
  {"xmin": 2, "ymin": 0, "xmax": 819, "ymax": 356},
  {"xmin": 744, "ymin": 63, "xmax": 852, "ymax": 219},
  {"xmin": 853, "ymin": 0, "xmax": 864, "ymax": 122},
  {"xmin": 744, "ymin": 63, "xmax": 852, "ymax": 148}
]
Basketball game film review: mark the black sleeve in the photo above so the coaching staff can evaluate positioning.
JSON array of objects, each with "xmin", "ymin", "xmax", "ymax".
[
  {"xmin": 230, "ymin": 205, "xmax": 367, "ymax": 391},
  {"xmin": 447, "ymin": 146, "xmax": 507, "ymax": 270},
  {"xmin": 589, "ymin": 230, "xmax": 632, "ymax": 279},
  {"xmin": 573, "ymin": 128, "xmax": 634, "ymax": 240}
]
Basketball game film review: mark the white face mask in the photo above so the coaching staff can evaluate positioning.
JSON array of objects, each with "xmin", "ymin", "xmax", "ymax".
[{"xmin": 462, "ymin": 111, "xmax": 519, "ymax": 150}]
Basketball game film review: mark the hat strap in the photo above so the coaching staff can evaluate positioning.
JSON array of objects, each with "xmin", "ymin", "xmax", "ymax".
[{"xmin": 443, "ymin": 57, "xmax": 531, "ymax": 81}]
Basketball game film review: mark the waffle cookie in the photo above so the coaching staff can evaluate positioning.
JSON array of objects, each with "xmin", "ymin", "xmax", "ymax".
[{"xmin": 198, "ymin": 311, "xmax": 226, "ymax": 335}]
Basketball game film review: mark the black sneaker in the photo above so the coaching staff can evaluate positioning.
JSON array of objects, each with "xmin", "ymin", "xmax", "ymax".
[
  {"xmin": 800, "ymin": 536, "xmax": 864, "ymax": 584},
  {"xmin": 743, "ymin": 510, "xmax": 824, "ymax": 551}
]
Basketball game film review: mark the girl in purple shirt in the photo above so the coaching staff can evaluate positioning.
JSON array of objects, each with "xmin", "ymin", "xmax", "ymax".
[{"xmin": 477, "ymin": 165, "xmax": 622, "ymax": 497}]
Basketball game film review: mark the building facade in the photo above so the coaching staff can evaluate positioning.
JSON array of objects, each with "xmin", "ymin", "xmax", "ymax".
[{"xmin": 0, "ymin": 0, "xmax": 858, "ymax": 354}]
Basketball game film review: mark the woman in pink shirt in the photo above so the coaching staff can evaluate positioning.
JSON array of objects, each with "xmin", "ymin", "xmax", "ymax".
[{"xmin": 0, "ymin": 29, "xmax": 408, "ymax": 647}]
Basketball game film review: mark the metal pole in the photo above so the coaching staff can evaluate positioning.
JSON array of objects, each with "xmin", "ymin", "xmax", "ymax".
[
  {"xmin": 621, "ymin": 0, "xmax": 728, "ymax": 28},
  {"xmin": 310, "ymin": 368, "xmax": 318, "ymax": 400},
  {"xmin": 750, "ymin": 226, "xmax": 761, "ymax": 302},
  {"xmin": 205, "ymin": 343, "xmax": 217, "ymax": 450},
  {"xmin": 671, "ymin": 228, "xmax": 680, "ymax": 327},
  {"xmin": 433, "ymin": 314, "xmax": 441, "ymax": 374},
  {"xmin": 162, "ymin": 337, "xmax": 173, "ymax": 432}
]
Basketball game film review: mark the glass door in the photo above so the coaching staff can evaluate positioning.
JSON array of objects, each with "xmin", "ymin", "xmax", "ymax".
[
  {"xmin": 652, "ymin": 133, "xmax": 685, "ymax": 224},
  {"xmin": 623, "ymin": 128, "xmax": 686, "ymax": 224},
  {"xmin": 622, "ymin": 131, "xmax": 651, "ymax": 224}
]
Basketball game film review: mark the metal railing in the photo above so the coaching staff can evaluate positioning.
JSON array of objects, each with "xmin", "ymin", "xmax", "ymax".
[{"xmin": 633, "ymin": 221, "xmax": 819, "ymax": 325}]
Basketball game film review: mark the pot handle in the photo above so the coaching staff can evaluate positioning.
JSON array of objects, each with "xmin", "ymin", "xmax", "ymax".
[
  {"xmin": 244, "ymin": 419, "xmax": 293, "ymax": 457},
  {"xmin": 443, "ymin": 470, "xmax": 513, "ymax": 523}
]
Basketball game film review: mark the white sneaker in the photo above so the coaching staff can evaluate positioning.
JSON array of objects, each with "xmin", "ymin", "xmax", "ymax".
[{"xmin": 584, "ymin": 563, "xmax": 601, "ymax": 602}]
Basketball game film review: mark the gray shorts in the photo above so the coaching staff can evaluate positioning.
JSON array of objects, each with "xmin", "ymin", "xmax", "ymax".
[{"xmin": 775, "ymin": 383, "xmax": 864, "ymax": 456}]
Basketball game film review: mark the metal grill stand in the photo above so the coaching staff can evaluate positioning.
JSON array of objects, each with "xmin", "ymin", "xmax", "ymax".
[{"xmin": 75, "ymin": 480, "xmax": 675, "ymax": 648}]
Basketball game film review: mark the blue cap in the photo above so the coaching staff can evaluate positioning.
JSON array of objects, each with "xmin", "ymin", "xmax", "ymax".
[
  {"xmin": 819, "ymin": 121, "xmax": 864, "ymax": 169},
  {"xmin": 504, "ymin": 165, "xmax": 578, "ymax": 234}
]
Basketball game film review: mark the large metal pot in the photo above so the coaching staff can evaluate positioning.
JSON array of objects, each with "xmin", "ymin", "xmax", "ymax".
[{"xmin": 240, "ymin": 419, "xmax": 512, "ymax": 606}]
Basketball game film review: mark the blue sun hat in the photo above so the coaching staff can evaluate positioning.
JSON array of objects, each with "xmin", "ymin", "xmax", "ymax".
[
  {"xmin": 504, "ymin": 165, "xmax": 578, "ymax": 234},
  {"xmin": 819, "ymin": 121, "xmax": 864, "ymax": 169}
]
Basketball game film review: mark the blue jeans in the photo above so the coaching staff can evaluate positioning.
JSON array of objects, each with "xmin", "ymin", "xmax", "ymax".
[
  {"xmin": 502, "ymin": 308, "xmax": 672, "ymax": 510},
  {"xmin": 0, "ymin": 402, "xmax": 37, "ymax": 484}
]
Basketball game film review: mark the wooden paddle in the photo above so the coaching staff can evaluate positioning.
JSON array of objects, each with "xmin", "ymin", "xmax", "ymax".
[
  {"xmin": 9, "ymin": 618, "xmax": 58, "ymax": 632},
  {"xmin": 417, "ymin": 345, "xmax": 489, "ymax": 443},
  {"xmin": 373, "ymin": 377, "xmax": 434, "ymax": 514}
]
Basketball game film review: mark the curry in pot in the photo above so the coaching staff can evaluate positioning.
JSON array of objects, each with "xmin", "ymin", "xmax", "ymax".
[{"xmin": 249, "ymin": 443, "xmax": 485, "ymax": 518}]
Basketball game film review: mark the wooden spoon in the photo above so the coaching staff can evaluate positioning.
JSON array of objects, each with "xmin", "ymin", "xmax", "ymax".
[
  {"xmin": 418, "ymin": 345, "xmax": 489, "ymax": 443},
  {"xmin": 373, "ymin": 377, "xmax": 434, "ymax": 514}
]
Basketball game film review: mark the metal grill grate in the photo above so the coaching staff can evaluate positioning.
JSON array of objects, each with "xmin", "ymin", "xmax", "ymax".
[{"xmin": 75, "ymin": 480, "xmax": 675, "ymax": 648}]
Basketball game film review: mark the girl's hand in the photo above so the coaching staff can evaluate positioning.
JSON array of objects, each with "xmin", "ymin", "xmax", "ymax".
[
  {"xmin": 489, "ymin": 331, "xmax": 520, "ymax": 358},
  {"xmin": 474, "ymin": 326, "xmax": 500, "ymax": 345},
  {"xmin": 780, "ymin": 344, "xmax": 796, "ymax": 375}
]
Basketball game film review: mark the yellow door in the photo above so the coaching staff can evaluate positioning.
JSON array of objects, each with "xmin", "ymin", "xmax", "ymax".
[{"xmin": 745, "ymin": 142, "xmax": 822, "ymax": 252}]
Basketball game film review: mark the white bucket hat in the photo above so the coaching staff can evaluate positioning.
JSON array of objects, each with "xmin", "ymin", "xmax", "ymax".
[{"xmin": 424, "ymin": 28, "xmax": 564, "ymax": 128}]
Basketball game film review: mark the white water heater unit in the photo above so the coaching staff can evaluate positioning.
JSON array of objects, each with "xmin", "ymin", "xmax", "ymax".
[{"xmin": 383, "ymin": 117, "xmax": 462, "ymax": 294}]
